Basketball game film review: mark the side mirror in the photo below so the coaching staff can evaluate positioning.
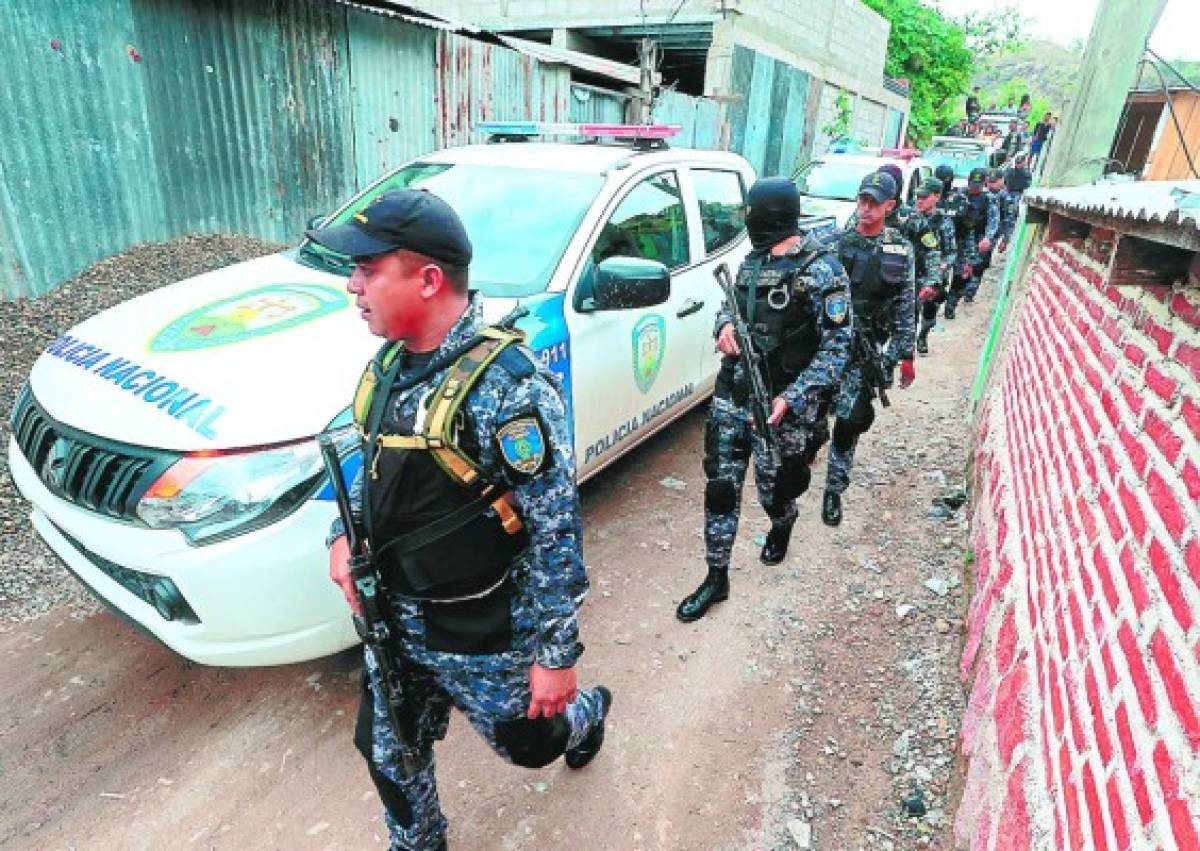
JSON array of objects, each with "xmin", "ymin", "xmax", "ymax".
[
  {"xmin": 584, "ymin": 257, "xmax": 670, "ymax": 312},
  {"xmin": 305, "ymin": 213, "xmax": 328, "ymax": 232}
]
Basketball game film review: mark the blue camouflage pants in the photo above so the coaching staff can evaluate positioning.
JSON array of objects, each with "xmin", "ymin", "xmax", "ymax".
[
  {"xmin": 964, "ymin": 248, "xmax": 993, "ymax": 299},
  {"xmin": 703, "ymin": 395, "xmax": 828, "ymax": 571},
  {"xmin": 825, "ymin": 371, "xmax": 875, "ymax": 496},
  {"xmin": 357, "ymin": 594, "xmax": 606, "ymax": 850}
]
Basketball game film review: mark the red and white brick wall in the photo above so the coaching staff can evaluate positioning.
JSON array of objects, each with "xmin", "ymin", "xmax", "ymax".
[{"xmin": 957, "ymin": 233, "xmax": 1200, "ymax": 850}]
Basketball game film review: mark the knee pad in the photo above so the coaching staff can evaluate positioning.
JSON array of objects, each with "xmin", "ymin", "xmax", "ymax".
[
  {"xmin": 356, "ymin": 681, "xmax": 416, "ymax": 827},
  {"xmin": 832, "ymin": 415, "xmax": 870, "ymax": 452},
  {"xmin": 774, "ymin": 460, "xmax": 811, "ymax": 504},
  {"xmin": 705, "ymin": 479, "xmax": 738, "ymax": 514},
  {"xmin": 494, "ymin": 715, "xmax": 571, "ymax": 768}
]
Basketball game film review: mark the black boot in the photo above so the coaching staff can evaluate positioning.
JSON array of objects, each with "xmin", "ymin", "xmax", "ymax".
[
  {"xmin": 760, "ymin": 514, "xmax": 797, "ymax": 565},
  {"xmin": 944, "ymin": 302, "xmax": 956, "ymax": 320},
  {"xmin": 564, "ymin": 686, "xmax": 612, "ymax": 769},
  {"xmin": 821, "ymin": 491, "xmax": 842, "ymax": 527},
  {"xmin": 916, "ymin": 330, "xmax": 929, "ymax": 355},
  {"xmin": 675, "ymin": 570, "xmax": 729, "ymax": 623}
]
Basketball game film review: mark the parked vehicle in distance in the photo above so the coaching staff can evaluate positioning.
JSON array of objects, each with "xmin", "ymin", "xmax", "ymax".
[{"xmin": 793, "ymin": 148, "xmax": 934, "ymax": 228}]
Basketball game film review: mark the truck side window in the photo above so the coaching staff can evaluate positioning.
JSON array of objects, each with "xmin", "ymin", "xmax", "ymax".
[
  {"xmin": 592, "ymin": 172, "xmax": 690, "ymax": 270},
  {"xmin": 692, "ymin": 169, "xmax": 746, "ymax": 255}
]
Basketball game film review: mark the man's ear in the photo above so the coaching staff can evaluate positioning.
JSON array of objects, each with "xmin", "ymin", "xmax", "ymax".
[
  {"xmin": 884, "ymin": 199, "xmax": 897, "ymax": 214},
  {"xmin": 419, "ymin": 263, "xmax": 446, "ymax": 298}
]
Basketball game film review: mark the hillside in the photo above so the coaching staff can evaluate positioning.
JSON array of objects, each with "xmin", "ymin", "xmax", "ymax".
[{"xmin": 971, "ymin": 38, "xmax": 1083, "ymax": 115}]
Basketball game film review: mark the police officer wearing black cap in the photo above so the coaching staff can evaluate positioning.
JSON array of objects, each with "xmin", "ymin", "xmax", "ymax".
[
  {"xmin": 944, "ymin": 167, "xmax": 999, "ymax": 319},
  {"xmin": 676, "ymin": 177, "xmax": 852, "ymax": 623},
  {"xmin": 913, "ymin": 177, "xmax": 958, "ymax": 355},
  {"xmin": 821, "ymin": 171, "xmax": 917, "ymax": 526},
  {"xmin": 311, "ymin": 189, "xmax": 611, "ymax": 850}
]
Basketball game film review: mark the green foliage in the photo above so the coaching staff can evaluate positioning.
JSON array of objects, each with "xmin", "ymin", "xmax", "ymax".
[
  {"xmin": 821, "ymin": 91, "xmax": 855, "ymax": 140},
  {"xmin": 955, "ymin": 4, "xmax": 1028, "ymax": 58},
  {"xmin": 862, "ymin": 0, "xmax": 973, "ymax": 146},
  {"xmin": 972, "ymin": 39, "xmax": 1084, "ymax": 119}
]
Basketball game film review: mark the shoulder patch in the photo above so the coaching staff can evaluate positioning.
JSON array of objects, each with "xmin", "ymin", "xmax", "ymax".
[
  {"xmin": 824, "ymin": 291, "xmax": 849, "ymax": 325},
  {"xmin": 496, "ymin": 413, "xmax": 550, "ymax": 477},
  {"xmin": 921, "ymin": 231, "xmax": 939, "ymax": 249}
]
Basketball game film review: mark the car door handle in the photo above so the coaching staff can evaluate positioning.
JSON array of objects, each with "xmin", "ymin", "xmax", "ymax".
[{"xmin": 676, "ymin": 298, "xmax": 705, "ymax": 318}]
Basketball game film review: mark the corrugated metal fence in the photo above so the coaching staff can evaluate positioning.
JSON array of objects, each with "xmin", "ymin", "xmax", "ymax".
[
  {"xmin": 0, "ymin": 0, "xmax": 577, "ymax": 298},
  {"xmin": 726, "ymin": 45, "xmax": 811, "ymax": 180}
]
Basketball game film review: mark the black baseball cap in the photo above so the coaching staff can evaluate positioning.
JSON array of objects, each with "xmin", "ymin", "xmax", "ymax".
[
  {"xmin": 858, "ymin": 172, "xmax": 897, "ymax": 203},
  {"xmin": 915, "ymin": 177, "xmax": 944, "ymax": 197},
  {"xmin": 967, "ymin": 167, "xmax": 987, "ymax": 187},
  {"xmin": 306, "ymin": 189, "xmax": 473, "ymax": 266}
]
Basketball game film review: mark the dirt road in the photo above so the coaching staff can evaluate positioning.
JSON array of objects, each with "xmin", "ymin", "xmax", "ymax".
[{"xmin": 0, "ymin": 278, "xmax": 997, "ymax": 850}]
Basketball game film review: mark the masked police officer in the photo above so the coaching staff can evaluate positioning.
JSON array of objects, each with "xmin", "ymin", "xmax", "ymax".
[
  {"xmin": 676, "ymin": 177, "xmax": 852, "ymax": 623},
  {"xmin": 312, "ymin": 190, "xmax": 611, "ymax": 850},
  {"xmin": 821, "ymin": 172, "xmax": 916, "ymax": 527},
  {"xmin": 986, "ymin": 166, "xmax": 1021, "ymax": 255},
  {"xmin": 913, "ymin": 178, "xmax": 957, "ymax": 355},
  {"xmin": 944, "ymin": 167, "xmax": 999, "ymax": 319}
]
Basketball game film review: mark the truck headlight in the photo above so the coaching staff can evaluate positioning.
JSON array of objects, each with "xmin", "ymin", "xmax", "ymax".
[{"xmin": 135, "ymin": 424, "xmax": 358, "ymax": 545}]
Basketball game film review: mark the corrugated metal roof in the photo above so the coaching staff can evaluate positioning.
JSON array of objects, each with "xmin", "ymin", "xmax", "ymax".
[
  {"xmin": 329, "ymin": 0, "xmax": 484, "ymax": 33},
  {"xmin": 1024, "ymin": 180, "xmax": 1200, "ymax": 232},
  {"xmin": 498, "ymin": 35, "xmax": 643, "ymax": 86}
]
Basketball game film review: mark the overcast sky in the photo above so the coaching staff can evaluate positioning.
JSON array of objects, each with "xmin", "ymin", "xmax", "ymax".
[{"xmin": 932, "ymin": 0, "xmax": 1200, "ymax": 61}]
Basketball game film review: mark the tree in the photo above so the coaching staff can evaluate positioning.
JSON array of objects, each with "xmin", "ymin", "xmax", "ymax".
[
  {"xmin": 863, "ymin": 0, "xmax": 973, "ymax": 146},
  {"xmin": 955, "ymin": 4, "xmax": 1029, "ymax": 58}
]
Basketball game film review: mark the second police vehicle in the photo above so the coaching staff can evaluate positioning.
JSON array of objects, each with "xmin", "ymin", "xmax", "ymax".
[{"xmin": 9, "ymin": 123, "xmax": 756, "ymax": 666}]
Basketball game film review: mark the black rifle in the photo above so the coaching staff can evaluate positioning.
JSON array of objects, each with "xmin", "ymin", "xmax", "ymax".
[
  {"xmin": 853, "ymin": 326, "xmax": 892, "ymax": 408},
  {"xmin": 318, "ymin": 433, "xmax": 419, "ymax": 770},
  {"xmin": 713, "ymin": 262, "xmax": 782, "ymax": 467}
]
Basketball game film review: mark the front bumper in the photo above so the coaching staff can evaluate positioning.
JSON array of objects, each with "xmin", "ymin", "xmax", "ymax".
[{"xmin": 8, "ymin": 436, "xmax": 358, "ymax": 666}]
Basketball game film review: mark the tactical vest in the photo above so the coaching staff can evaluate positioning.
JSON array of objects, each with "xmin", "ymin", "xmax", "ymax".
[
  {"xmin": 353, "ymin": 327, "xmax": 530, "ymax": 602},
  {"xmin": 961, "ymin": 192, "xmax": 990, "ymax": 235},
  {"xmin": 839, "ymin": 231, "xmax": 909, "ymax": 331},
  {"xmin": 730, "ymin": 245, "xmax": 827, "ymax": 390}
]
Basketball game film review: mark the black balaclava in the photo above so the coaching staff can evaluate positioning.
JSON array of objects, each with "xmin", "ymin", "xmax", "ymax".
[
  {"xmin": 935, "ymin": 165, "xmax": 955, "ymax": 195},
  {"xmin": 745, "ymin": 177, "xmax": 801, "ymax": 251}
]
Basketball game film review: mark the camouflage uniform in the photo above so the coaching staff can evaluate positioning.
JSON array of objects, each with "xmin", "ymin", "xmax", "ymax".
[
  {"xmin": 916, "ymin": 205, "xmax": 958, "ymax": 351},
  {"xmin": 824, "ymin": 226, "xmax": 916, "ymax": 498},
  {"xmin": 947, "ymin": 186, "xmax": 999, "ymax": 312},
  {"xmin": 703, "ymin": 240, "xmax": 852, "ymax": 572},
  {"xmin": 331, "ymin": 298, "xmax": 606, "ymax": 850}
]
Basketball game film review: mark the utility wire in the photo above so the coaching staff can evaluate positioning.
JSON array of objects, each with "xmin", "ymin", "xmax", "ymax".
[
  {"xmin": 1145, "ymin": 47, "xmax": 1200, "ymax": 96},
  {"xmin": 1143, "ymin": 54, "xmax": 1200, "ymax": 179},
  {"xmin": 666, "ymin": 0, "xmax": 687, "ymax": 26}
]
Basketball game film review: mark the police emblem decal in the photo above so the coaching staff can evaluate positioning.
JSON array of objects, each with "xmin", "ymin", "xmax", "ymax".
[
  {"xmin": 631, "ymin": 314, "xmax": 666, "ymax": 394},
  {"xmin": 921, "ymin": 232, "xmax": 938, "ymax": 249},
  {"xmin": 824, "ymin": 292, "xmax": 849, "ymax": 325},
  {"xmin": 497, "ymin": 416, "xmax": 548, "ymax": 476},
  {"xmin": 150, "ymin": 284, "xmax": 348, "ymax": 352}
]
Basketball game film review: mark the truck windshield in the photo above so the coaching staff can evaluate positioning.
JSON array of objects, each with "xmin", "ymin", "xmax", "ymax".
[
  {"xmin": 793, "ymin": 160, "xmax": 876, "ymax": 201},
  {"xmin": 299, "ymin": 163, "xmax": 603, "ymax": 297},
  {"xmin": 925, "ymin": 146, "xmax": 990, "ymax": 178}
]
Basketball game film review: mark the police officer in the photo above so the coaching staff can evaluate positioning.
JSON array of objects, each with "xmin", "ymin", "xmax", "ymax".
[
  {"xmin": 311, "ymin": 190, "xmax": 611, "ymax": 850},
  {"xmin": 913, "ymin": 178, "xmax": 958, "ymax": 355},
  {"xmin": 821, "ymin": 172, "xmax": 916, "ymax": 526},
  {"xmin": 986, "ymin": 167, "xmax": 1021, "ymax": 254},
  {"xmin": 676, "ymin": 178, "xmax": 852, "ymax": 622},
  {"xmin": 944, "ymin": 167, "xmax": 999, "ymax": 319}
]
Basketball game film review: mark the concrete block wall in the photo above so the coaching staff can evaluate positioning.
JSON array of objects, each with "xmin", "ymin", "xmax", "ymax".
[{"xmin": 959, "ymin": 234, "xmax": 1200, "ymax": 849}]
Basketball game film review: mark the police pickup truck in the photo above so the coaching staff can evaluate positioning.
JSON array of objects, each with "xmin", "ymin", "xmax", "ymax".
[
  {"xmin": 793, "ymin": 148, "xmax": 933, "ymax": 229},
  {"xmin": 9, "ymin": 123, "xmax": 755, "ymax": 666}
]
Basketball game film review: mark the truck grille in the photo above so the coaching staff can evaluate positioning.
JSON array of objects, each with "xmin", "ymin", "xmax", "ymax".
[{"xmin": 8, "ymin": 386, "xmax": 178, "ymax": 522}]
